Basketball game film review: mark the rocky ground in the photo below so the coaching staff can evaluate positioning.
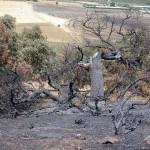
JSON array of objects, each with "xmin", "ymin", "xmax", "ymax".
[{"xmin": 0, "ymin": 102, "xmax": 150, "ymax": 150}]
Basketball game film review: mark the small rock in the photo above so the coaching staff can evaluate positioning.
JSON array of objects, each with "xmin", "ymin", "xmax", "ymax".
[
  {"xmin": 57, "ymin": 107, "xmax": 81, "ymax": 115},
  {"xmin": 98, "ymin": 101, "xmax": 106, "ymax": 107},
  {"xmin": 88, "ymin": 101, "xmax": 105, "ymax": 108},
  {"xmin": 57, "ymin": 111, "xmax": 65, "ymax": 115},
  {"xmin": 28, "ymin": 123, "xmax": 34, "ymax": 129},
  {"xmin": 144, "ymin": 135, "xmax": 150, "ymax": 144},
  {"xmin": 75, "ymin": 147, "xmax": 83, "ymax": 150},
  {"xmin": 23, "ymin": 122, "xmax": 34, "ymax": 129},
  {"xmin": 72, "ymin": 97, "xmax": 81, "ymax": 106},
  {"xmin": 65, "ymin": 107, "xmax": 81, "ymax": 114},
  {"xmin": 102, "ymin": 136, "xmax": 119, "ymax": 144},
  {"xmin": 74, "ymin": 134, "xmax": 86, "ymax": 140},
  {"xmin": 32, "ymin": 107, "xmax": 57, "ymax": 115},
  {"xmin": 75, "ymin": 119, "xmax": 84, "ymax": 125},
  {"xmin": 82, "ymin": 107, "xmax": 90, "ymax": 112}
]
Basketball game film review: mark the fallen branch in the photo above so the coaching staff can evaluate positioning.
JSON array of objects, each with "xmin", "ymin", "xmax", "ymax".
[{"xmin": 14, "ymin": 87, "xmax": 59, "ymax": 104}]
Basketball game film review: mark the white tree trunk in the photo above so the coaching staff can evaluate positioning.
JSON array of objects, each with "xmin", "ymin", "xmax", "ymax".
[
  {"xmin": 90, "ymin": 55, "xmax": 104, "ymax": 101},
  {"xmin": 78, "ymin": 50, "xmax": 121, "ymax": 108}
]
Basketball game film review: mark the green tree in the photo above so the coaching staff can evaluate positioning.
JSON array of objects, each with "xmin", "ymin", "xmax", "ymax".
[
  {"xmin": 0, "ymin": 23, "xmax": 10, "ymax": 67},
  {"xmin": 20, "ymin": 40, "xmax": 55, "ymax": 73},
  {"xmin": 0, "ymin": 15, "xmax": 16, "ymax": 30},
  {"xmin": 8, "ymin": 30, "xmax": 22, "ymax": 56},
  {"xmin": 19, "ymin": 25, "xmax": 56, "ymax": 73},
  {"xmin": 21, "ymin": 25, "xmax": 44, "ymax": 40}
]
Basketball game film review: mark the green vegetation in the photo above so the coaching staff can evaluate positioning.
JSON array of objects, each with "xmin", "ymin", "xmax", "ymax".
[
  {"xmin": 67, "ymin": 0, "xmax": 150, "ymax": 6},
  {"xmin": 0, "ymin": 14, "xmax": 16, "ymax": 30},
  {"xmin": 83, "ymin": 4, "xmax": 96, "ymax": 8},
  {"xmin": 81, "ymin": 0, "xmax": 150, "ymax": 9},
  {"xmin": 99, "ymin": 0, "xmax": 150, "ymax": 6},
  {"xmin": 110, "ymin": 2, "xmax": 116, "ymax": 7},
  {"xmin": 19, "ymin": 26, "xmax": 56, "ymax": 73},
  {"xmin": 0, "ymin": 15, "xmax": 56, "ymax": 77}
]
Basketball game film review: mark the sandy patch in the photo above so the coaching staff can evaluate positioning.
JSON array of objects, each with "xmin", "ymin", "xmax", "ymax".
[
  {"xmin": 0, "ymin": 1, "xmax": 75, "ymax": 42},
  {"xmin": 0, "ymin": 1, "xmax": 68, "ymax": 27},
  {"xmin": 16, "ymin": 23, "xmax": 70, "ymax": 43}
]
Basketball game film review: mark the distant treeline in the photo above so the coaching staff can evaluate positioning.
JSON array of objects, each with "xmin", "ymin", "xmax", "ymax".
[
  {"xmin": 1, "ymin": 0, "xmax": 149, "ymax": 5},
  {"xmin": 58, "ymin": 0, "xmax": 150, "ymax": 6}
]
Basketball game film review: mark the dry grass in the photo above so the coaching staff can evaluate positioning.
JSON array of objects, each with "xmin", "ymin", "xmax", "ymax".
[{"xmin": 16, "ymin": 23, "xmax": 71, "ymax": 43}]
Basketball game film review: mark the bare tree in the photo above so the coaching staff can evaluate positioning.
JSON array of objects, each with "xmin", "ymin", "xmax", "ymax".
[
  {"xmin": 1, "ymin": 9, "xmax": 149, "ymax": 129},
  {"xmin": 0, "ymin": 46, "xmax": 84, "ymax": 116},
  {"xmin": 75, "ymin": 9, "xmax": 147, "ymax": 111},
  {"xmin": 77, "ymin": 11, "xmax": 133, "ymax": 109},
  {"xmin": 111, "ymin": 74, "xmax": 150, "ymax": 135}
]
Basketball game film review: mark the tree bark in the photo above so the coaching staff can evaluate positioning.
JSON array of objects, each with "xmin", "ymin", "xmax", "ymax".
[
  {"xmin": 78, "ymin": 50, "xmax": 121, "ymax": 108},
  {"xmin": 90, "ymin": 55, "xmax": 104, "ymax": 101}
]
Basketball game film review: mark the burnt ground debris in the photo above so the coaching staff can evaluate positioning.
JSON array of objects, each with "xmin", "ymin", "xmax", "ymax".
[{"xmin": 0, "ymin": 102, "xmax": 150, "ymax": 150}]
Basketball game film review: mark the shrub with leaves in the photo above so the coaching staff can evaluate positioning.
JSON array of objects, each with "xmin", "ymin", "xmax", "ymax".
[
  {"xmin": 0, "ymin": 15, "xmax": 16, "ymax": 30},
  {"xmin": 18, "ymin": 25, "xmax": 56, "ymax": 74}
]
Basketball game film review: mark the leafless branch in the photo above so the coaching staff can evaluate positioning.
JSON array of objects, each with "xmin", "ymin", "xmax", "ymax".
[
  {"xmin": 47, "ymin": 75, "xmax": 59, "ymax": 91},
  {"xmin": 107, "ymin": 16, "xmax": 115, "ymax": 40},
  {"xmin": 14, "ymin": 87, "xmax": 59, "ymax": 104},
  {"xmin": 82, "ymin": 12, "xmax": 118, "ymax": 50},
  {"xmin": 105, "ymin": 70, "xmax": 128, "ymax": 99},
  {"xmin": 117, "ymin": 75, "xmax": 150, "ymax": 100},
  {"xmin": 121, "ymin": 87, "xmax": 140, "ymax": 106}
]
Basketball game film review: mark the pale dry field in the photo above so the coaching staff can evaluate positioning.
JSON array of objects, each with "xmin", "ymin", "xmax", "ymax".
[
  {"xmin": 1, "ymin": 1, "xmax": 150, "ymax": 45},
  {"xmin": 0, "ymin": 1, "xmax": 68, "ymax": 25},
  {"xmin": 0, "ymin": 1, "xmax": 73, "ymax": 43},
  {"xmin": 16, "ymin": 23, "xmax": 70, "ymax": 43}
]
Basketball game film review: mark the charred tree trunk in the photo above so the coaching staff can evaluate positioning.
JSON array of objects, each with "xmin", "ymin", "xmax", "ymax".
[
  {"xmin": 78, "ymin": 50, "xmax": 121, "ymax": 111},
  {"xmin": 59, "ymin": 79, "xmax": 75, "ymax": 104}
]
